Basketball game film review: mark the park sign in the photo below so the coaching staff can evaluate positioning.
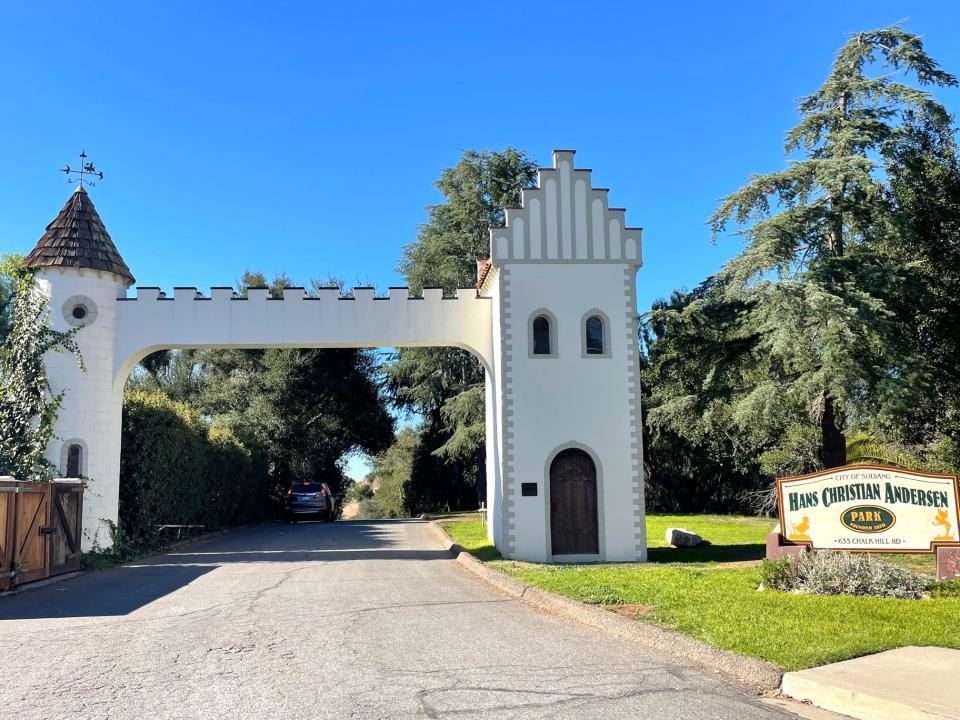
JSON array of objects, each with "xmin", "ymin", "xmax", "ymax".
[{"xmin": 777, "ymin": 465, "xmax": 960, "ymax": 553}]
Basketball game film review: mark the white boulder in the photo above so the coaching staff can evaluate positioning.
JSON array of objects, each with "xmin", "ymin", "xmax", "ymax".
[{"xmin": 665, "ymin": 527, "xmax": 703, "ymax": 548}]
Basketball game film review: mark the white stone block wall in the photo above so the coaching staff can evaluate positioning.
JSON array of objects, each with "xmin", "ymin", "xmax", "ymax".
[
  {"xmin": 113, "ymin": 287, "xmax": 495, "ymax": 381},
  {"xmin": 485, "ymin": 274, "xmax": 505, "ymax": 547},
  {"xmin": 494, "ymin": 263, "xmax": 646, "ymax": 562},
  {"xmin": 57, "ymin": 283, "xmax": 495, "ymax": 551},
  {"xmin": 39, "ymin": 268, "xmax": 129, "ymax": 551}
]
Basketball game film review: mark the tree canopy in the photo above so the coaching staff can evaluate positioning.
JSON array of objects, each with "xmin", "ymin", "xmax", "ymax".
[
  {"xmin": 386, "ymin": 148, "xmax": 537, "ymax": 511},
  {"xmin": 129, "ymin": 270, "xmax": 394, "ymax": 510},
  {"xmin": 0, "ymin": 254, "xmax": 24, "ymax": 345},
  {"xmin": 647, "ymin": 26, "xmax": 958, "ymax": 498}
]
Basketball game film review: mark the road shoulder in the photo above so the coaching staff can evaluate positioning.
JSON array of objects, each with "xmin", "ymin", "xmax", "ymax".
[{"xmin": 427, "ymin": 520, "xmax": 783, "ymax": 694}]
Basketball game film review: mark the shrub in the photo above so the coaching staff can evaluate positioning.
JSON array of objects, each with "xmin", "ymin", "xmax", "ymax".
[
  {"xmin": 759, "ymin": 557, "xmax": 795, "ymax": 589},
  {"xmin": 117, "ymin": 390, "xmax": 269, "ymax": 550},
  {"xmin": 347, "ymin": 481, "xmax": 374, "ymax": 503},
  {"xmin": 761, "ymin": 550, "xmax": 931, "ymax": 599},
  {"xmin": 581, "ymin": 588, "xmax": 625, "ymax": 605},
  {"xmin": 369, "ymin": 428, "xmax": 418, "ymax": 517},
  {"xmin": 930, "ymin": 579, "xmax": 960, "ymax": 598},
  {"xmin": 354, "ymin": 497, "xmax": 383, "ymax": 520}
]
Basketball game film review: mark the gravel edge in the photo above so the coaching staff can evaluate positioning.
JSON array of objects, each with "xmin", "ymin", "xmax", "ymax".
[{"xmin": 427, "ymin": 520, "xmax": 783, "ymax": 695}]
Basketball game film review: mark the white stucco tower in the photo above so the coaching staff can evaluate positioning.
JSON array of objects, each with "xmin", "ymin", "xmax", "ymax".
[
  {"xmin": 26, "ymin": 149, "xmax": 646, "ymax": 561},
  {"xmin": 480, "ymin": 150, "xmax": 646, "ymax": 562},
  {"xmin": 24, "ymin": 185, "xmax": 134, "ymax": 550}
]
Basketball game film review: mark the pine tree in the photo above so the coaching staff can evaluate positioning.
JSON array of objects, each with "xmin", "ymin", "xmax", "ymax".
[
  {"xmin": 881, "ymin": 112, "xmax": 960, "ymax": 459},
  {"xmin": 387, "ymin": 148, "xmax": 537, "ymax": 508},
  {"xmin": 708, "ymin": 25, "xmax": 957, "ymax": 468}
]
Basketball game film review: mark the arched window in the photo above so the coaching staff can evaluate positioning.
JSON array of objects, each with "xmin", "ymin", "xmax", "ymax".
[
  {"xmin": 583, "ymin": 313, "xmax": 607, "ymax": 356},
  {"xmin": 66, "ymin": 444, "xmax": 82, "ymax": 478},
  {"xmin": 533, "ymin": 316, "xmax": 551, "ymax": 355},
  {"xmin": 529, "ymin": 310, "xmax": 557, "ymax": 358}
]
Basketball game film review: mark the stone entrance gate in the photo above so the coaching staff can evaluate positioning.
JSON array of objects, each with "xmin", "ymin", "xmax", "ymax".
[{"xmin": 26, "ymin": 150, "xmax": 647, "ymax": 562}]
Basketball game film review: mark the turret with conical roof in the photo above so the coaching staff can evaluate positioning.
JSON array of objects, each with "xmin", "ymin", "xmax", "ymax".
[
  {"xmin": 29, "ymin": 184, "xmax": 133, "ymax": 551},
  {"xmin": 24, "ymin": 185, "xmax": 134, "ymax": 284}
]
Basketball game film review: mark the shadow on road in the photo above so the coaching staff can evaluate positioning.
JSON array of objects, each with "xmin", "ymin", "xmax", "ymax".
[{"xmin": 0, "ymin": 520, "xmax": 444, "ymax": 620}]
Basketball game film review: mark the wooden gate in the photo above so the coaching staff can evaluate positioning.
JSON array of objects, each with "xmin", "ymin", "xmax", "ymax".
[
  {"xmin": 49, "ymin": 483, "xmax": 84, "ymax": 575},
  {"xmin": 0, "ymin": 480, "xmax": 84, "ymax": 591},
  {"xmin": 0, "ymin": 481, "xmax": 12, "ymax": 591},
  {"xmin": 549, "ymin": 449, "xmax": 599, "ymax": 555}
]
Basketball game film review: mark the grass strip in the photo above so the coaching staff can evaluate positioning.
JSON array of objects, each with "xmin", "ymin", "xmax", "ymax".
[{"xmin": 442, "ymin": 515, "xmax": 958, "ymax": 671}]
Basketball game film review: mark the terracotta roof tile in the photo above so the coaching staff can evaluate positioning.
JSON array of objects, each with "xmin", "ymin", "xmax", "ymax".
[{"xmin": 476, "ymin": 257, "xmax": 492, "ymax": 289}]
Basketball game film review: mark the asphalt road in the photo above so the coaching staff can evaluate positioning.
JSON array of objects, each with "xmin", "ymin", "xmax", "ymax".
[{"xmin": 0, "ymin": 520, "xmax": 800, "ymax": 719}]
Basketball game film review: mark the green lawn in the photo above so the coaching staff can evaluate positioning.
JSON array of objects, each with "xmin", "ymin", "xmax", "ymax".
[
  {"xmin": 445, "ymin": 517, "xmax": 503, "ymax": 561},
  {"xmin": 442, "ymin": 515, "xmax": 959, "ymax": 671},
  {"xmin": 646, "ymin": 513, "xmax": 773, "ymax": 563}
]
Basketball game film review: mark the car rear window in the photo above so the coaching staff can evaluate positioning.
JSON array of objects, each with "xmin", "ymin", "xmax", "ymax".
[{"xmin": 291, "ymin": 483, "xmax": 325, "ymax": 493}]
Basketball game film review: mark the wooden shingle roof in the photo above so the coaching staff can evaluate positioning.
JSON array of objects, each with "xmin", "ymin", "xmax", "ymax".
[{"xmin": 24, "ymin": 185, "xmax": 134, "ymax": 284}]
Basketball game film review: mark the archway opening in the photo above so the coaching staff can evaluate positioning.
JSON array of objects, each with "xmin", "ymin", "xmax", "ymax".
[{"xmin": 118, "ymin": 336, "xmax": 491, "ymax": 547}]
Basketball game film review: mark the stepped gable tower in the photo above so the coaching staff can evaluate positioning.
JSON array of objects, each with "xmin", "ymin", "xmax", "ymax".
[{"xmin": 479, "ymin": 149, "xmax": 646, "ymax": 562}]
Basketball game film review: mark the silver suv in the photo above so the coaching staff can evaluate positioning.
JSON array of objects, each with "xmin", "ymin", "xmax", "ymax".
[{"xmin": 283, "ymin": 482, "xmax": 335, "ymax": 522}]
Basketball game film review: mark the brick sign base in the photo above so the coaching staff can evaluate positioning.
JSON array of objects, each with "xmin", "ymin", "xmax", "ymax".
[
  {"xmin": 937, "ymin": 547, "xmax": 960, "ymax": 582},
  {"xmin": 766, "ymin": 532, "xmax": 805, "ymax": 561}
]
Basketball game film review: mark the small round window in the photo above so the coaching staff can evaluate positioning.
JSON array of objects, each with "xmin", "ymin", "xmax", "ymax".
[{"xmin": 62, "ymin": 295, "xmax": 98, "ymax": 327}]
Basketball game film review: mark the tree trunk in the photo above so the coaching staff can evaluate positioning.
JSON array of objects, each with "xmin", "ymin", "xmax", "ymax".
[
  {"xmin": 827, "ymin": 92, "xmax": 848, "ymax": 258},
  {"xmin": 821, "ymin": 394, "xmax": 846, "ymax": 468},
  {"xmin": 475, "ymin": 444, "xmax": 486, "ymax": 507}
]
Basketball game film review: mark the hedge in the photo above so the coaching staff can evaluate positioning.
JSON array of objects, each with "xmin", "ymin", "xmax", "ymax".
[{"xmin": 117, "ymin": 390, "xmax": 269, "ymax": 549}]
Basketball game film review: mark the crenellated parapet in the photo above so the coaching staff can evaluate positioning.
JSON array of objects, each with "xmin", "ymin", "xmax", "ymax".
[
  {"xmin": 113, "ymin": 285, "xmax": 493, "ymax": 383},
  {"xmin": 488, "ymin": 150, "xmax": 642, "ymax": 266},
  {"xmin": 123, "ymin": 285, "xmax": 483, "ymax": 302}
]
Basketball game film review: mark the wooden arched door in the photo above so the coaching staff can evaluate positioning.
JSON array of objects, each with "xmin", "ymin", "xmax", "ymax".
[{"xmin": 549, "ymin": 449, "xmax": 599, "ymax": 555}]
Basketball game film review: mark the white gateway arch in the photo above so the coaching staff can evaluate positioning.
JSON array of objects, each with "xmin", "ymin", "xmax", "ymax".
[{"xmin": 27, "ymin": 150, "xmax": 647, "ymax": 563}]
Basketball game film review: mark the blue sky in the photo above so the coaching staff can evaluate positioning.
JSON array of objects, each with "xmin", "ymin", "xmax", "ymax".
[
  {"xmin": 3, "ymin": 2, "xmax": 958, "ymax": 479},
  {"xmin": 4, "ymin": 2, "xmax": 959, "ymax": 309}
]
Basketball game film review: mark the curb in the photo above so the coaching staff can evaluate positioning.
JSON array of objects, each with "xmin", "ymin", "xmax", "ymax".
[
  {"xmin": 428, "ymin": 520, "xmax": 783, "ymax": 695},
  {"xmin": 779, "ymin": 646, "xmax": 960, "ymax": 720}
]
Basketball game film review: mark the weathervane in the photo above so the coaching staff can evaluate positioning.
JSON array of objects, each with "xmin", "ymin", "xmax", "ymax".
[{"xmin": 61, "ymin": 150, "xmax": 104, "ymax": 188}]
